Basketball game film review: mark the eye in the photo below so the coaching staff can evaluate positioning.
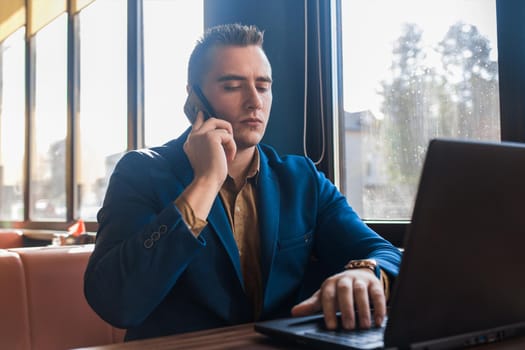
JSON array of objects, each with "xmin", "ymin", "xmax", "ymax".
[
  {"xmin": 256, "ymin": 84, "xmax": 271, "ymax": 92},
  {"xmin": 223, "ymin": 85, "xmax": 241, "ymax": 91}
]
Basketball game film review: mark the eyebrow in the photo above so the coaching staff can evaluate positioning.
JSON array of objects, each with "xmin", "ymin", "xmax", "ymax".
[{"xmin": 217, "ymin": 74, "xmax": 273, "ymax": 83}]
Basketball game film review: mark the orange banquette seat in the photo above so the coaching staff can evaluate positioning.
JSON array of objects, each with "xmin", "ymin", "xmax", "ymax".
[{"xmin": 0, "ymin": 245, "xmax": 125, "ymax": 350}]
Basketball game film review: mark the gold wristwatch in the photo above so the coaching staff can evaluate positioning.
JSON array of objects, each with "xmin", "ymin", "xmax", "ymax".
[{"xmin": 344, "ymin": 259, "xmax": 379, "ymax": 277}]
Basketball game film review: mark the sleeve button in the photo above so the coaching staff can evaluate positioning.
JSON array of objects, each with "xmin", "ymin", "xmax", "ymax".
[{"xmin": 144, "ymin": 239, "xmax": 154, "ymax": 248}]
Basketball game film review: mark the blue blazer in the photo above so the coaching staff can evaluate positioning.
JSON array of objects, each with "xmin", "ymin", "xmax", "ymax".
[{"xmin": 84, "ymin": 129, "xmax": 402, "ymax": 341}]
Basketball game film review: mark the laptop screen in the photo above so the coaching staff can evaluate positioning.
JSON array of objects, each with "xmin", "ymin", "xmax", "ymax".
[{"xmin": 384, "ymin": 139, "xmax": 525, "ymax": 347}]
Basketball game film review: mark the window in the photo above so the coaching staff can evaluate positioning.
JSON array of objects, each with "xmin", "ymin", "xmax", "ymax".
[
  {"xmin": 0, "ymin": 0, "xmax": 206, "ymax": 230},
  {"xmin": 339, "ymin": 0, "xmax": 499, "ymax": 220},
  {"xmin": 143, "ymin": 0, "xmax": 203, "ymax": 146},
  {"xmin": 0, "ymin": 28, "xmax": 25, "ymax": 221},
  {"xmin": 78, "ymin": 0, "xmax": 127, "ymax": 221},
  {"xmin": 31, "ymin": 15, "xmax": 68, "ymax": 221}
]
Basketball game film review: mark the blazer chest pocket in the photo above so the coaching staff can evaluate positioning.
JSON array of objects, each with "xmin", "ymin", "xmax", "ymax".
[{"xmin": 277, "ymin": 232, "xmax": 313, "ymax": 252}]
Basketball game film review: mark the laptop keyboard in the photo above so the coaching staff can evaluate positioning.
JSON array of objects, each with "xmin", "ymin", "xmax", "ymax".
[{"xmin": 302, "ymin": 318, "xmax": 386, "ymax": 349}]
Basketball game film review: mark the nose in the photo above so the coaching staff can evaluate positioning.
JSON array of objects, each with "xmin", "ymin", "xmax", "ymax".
[{"xmin": 245, "ymin": 85, "xmax": 263, "ymax": 110}]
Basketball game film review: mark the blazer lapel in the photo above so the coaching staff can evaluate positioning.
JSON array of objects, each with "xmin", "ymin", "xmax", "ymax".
[
  {"xmin": 257, "ymin": 147, "xmax": 280, "ymax": 299},
  {"xmin": 207, "ymin": 198, "xmax": 244, "ymax": 288}
]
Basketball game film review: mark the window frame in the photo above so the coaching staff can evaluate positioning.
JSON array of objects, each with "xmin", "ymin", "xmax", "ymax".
[
  {"xmin": 0, "ymin": 0, "xmax": 143, "ymax": 232},
  {"xmin": 0, "ymin": 0, "xmax": 194, "ymax": 232}
]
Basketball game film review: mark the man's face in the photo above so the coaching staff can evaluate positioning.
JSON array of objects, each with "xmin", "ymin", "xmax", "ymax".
[{"xmin": 201, "ymin": 45, "xmax": 273, "ymax": 150}]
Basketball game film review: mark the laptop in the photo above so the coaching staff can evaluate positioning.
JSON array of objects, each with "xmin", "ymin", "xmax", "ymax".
[{"xmin": 255, "ymin": 138, "xmax": 525, "ymax": 349}]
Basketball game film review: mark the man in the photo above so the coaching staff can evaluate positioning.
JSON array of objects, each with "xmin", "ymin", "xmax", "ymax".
[{"xmin": 84, "ymin": 23, "xmax": 401, "ymax": 341}]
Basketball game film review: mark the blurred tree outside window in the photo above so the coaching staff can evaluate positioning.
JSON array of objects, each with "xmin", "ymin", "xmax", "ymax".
[{"xmin": 340, "ymin": 0, "xmax": 499, "ymax": 219}]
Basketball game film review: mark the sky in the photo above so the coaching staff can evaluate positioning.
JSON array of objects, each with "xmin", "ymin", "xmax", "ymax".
[{"xmin": 341, "ymin": 0, "xmax": 498, "ymax": 115}]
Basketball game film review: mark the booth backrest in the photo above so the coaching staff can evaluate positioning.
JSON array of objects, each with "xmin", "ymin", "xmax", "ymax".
[
  {"xmin": 0, "ymin": 245, "xmax": 125, "ymax": 350},
  {"xmin": 0, "ymin": 250, "xmax": 31, "ymax": 350},
  {"xmin": 0, "ymin": 230, "xmax": 24, "ymax": 249}
]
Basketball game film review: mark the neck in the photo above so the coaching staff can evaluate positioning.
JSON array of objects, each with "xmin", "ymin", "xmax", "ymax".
[{"xmin": 228, "ymin": 146, "xmax": 256, "ymax": 182}]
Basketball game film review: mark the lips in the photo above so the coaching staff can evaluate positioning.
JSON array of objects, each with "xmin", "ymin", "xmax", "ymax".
[
  {"xmin": 241, "ymin": 118, "xmax": 263, "ymax": 123},
  {"xmin": 240, "ymin": 117, "xmax": 264, "ymax": 126}
]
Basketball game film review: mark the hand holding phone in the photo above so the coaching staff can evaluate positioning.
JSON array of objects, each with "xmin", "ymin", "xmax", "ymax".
[
  {"xmin": 183, "ymin": 84, "xmax": 236, "ymax": 188},
  {"xmin": 179, "ymin": 86, "xmax": 235, "ymax": 223},
  {"xmin": 183, "ymin": 85, "xmax": 217, "ymax": 123}
]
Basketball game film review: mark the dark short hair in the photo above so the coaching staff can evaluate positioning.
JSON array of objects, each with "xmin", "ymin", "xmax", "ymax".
[{"xmin": 187, "ymin": 23, "xmax": 265, "ymax": 86}]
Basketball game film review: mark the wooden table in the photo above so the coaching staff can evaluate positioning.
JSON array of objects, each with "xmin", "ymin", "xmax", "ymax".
[
  {"xmin": 75, "ymin": 323, "xmax": 525, "ymax": 350},
  {"xmin": 75, "ymin": 323, "xmax": 298, "ymax": 350}
]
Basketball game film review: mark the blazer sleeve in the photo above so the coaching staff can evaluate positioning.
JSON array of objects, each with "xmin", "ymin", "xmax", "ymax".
[
  {"xmin": 309, "ymin": 158, "xmax": 402, "ymax": 279},
  {"xmin": 84, "ymin": 150, "xmax": 206, "ymax": 328}
]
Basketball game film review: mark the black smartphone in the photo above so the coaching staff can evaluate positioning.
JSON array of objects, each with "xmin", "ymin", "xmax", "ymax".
[{"xmin": 183, "ymin": 85, "xmax": 217, "ymax": 123}]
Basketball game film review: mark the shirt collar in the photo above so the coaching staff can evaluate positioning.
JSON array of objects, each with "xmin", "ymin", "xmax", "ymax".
[{"xmin": 247, "ymin": 147, "xmax": 260, "ymax": 182}]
